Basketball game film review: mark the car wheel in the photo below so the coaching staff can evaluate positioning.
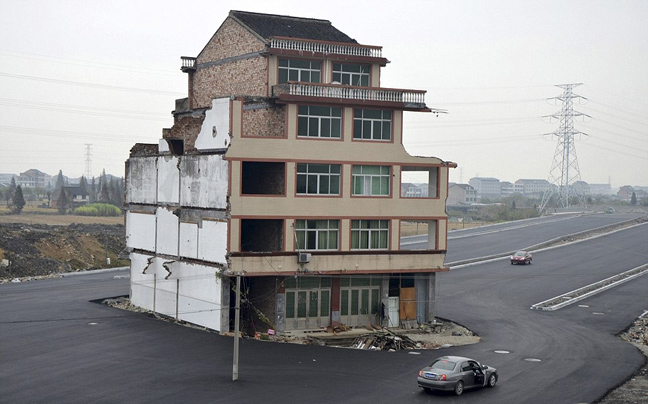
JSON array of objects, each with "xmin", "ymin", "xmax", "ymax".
[
  {"xmin": 454, "ymin": 381, "xmax": 464, "ymax": 396},
  {"xmin": 510, "ymin": 261, "xmax": 515, "ymax": 265},
  {"xmin": 487, "ymin": 373, "xmax": 497, "ymax": 387}
]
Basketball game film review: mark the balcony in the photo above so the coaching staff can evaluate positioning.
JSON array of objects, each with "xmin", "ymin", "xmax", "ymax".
[
  {"xmin": 269, "ymin": 37, "xmax": 384, "ymax": 61},
  {"xmin": 273, "ymin": 82, "xmax": 431, "ymax": 111},
  {"xmin": 181, "ymin": 56, "xmax": 196, "ymax": 72}
]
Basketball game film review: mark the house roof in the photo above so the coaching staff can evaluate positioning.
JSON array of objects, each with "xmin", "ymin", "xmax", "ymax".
[{"xmin": 229, "ymin": 10, "xmax": 357, "ymax": 44}]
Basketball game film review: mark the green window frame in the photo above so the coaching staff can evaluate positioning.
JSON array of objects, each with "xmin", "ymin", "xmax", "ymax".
[
  {"xmin": 278, "ymin": 59, "xmax": 321, "ymax": 83},
  {"xmin": 353, "ymin": 109, "xmax": 392, "ymax": 141},
  {"xmin": 351, "ymin": 220, "xmax": 389, "ymax": 250},
  {"xmin": 295, "ymin": 219, "xmax": 339, "ymax": 250},
  {"xmin": 332, "ymin": 63, "xmax": 370, "ymax": 86},
  {"xmin": 298, "ymin": 106, "xmax": 342, "ymax": 138},
  {"xmin": 297, "ymin": 163, "xmax": 341, "ymax": 195},
  {"xmin": 352, "ymin": 165, "xmax": 390, "ymax": 196}
]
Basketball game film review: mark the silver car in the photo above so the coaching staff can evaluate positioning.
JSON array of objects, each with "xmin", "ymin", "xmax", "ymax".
[{"xmin": 417, "ymin": 355, "xmax": 498, "ymax": 395}]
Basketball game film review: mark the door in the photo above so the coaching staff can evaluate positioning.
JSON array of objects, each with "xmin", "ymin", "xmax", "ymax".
[{"xmin": 387, "ymin": 297, "xmax": 399, "ymax": 327}]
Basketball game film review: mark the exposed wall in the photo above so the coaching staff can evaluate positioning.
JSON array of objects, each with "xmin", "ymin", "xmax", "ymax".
[{"xmin": 192, "ymin": 18, "xmax": 268, "ymax": 108}]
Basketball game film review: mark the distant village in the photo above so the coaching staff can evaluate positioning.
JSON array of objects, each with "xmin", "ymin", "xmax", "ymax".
[
  {"xmin": 2, "ymin": 168, "xmax": 645, "ymax": 214},
  {"xmin": 0, "ymin": 168, "xmax": 124, "ymax": 209}
]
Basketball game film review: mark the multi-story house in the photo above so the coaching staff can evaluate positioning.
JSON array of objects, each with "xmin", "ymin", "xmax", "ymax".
[
  {"xmin": 447, "ymin": 183, "xmax": 477, "ymax": 206},
  {"xmin": 125, "ymin": 11, "xmax": 455, "ymax": 334},
  {"xmin": 17, "ymin": 169, "xmax": 52, "ymax": 189}
]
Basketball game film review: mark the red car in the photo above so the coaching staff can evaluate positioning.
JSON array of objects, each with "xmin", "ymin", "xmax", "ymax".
[{"xmin": 510, "ymin": 251, "xmax": 532, "ymax": 265}]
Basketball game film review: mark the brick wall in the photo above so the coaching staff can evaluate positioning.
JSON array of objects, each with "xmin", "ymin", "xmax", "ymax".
[
  {"xmin": 163, "ymin": 115, "xmax": 205, "ymax": 153},
  {"xmin": 242, "ymin": 105, "xmax": 286, "ymax": 137},
  {"xmin": 192, "ymin": 18, "xmax": 268, "ymax": 108}
]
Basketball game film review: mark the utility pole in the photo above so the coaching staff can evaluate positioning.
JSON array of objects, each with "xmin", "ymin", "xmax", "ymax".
[
  {"xmin": 540, "ymin": 83, "xmax": 589, "ymax": 212},
  {"xmin": 232, "ymin": 274, "xmax": 241, "ymax": 381}
]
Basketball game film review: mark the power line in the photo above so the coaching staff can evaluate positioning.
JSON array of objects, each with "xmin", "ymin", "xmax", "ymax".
[{"xmin": 0, "ymin": 72, "xmax": 184, "ymax": 96}]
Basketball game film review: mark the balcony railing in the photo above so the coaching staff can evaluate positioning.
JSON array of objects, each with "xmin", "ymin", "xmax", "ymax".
[
  {"xmin": 270, "ymin": 37, "xmax": 382, "ymax": 58},
  {"xmin": 273, "ymin": 82, "xmax": 426, "ymax": 106},
  {"xmin": 181, "ymin": 56, "xmax": 196, "ymax": 72}
]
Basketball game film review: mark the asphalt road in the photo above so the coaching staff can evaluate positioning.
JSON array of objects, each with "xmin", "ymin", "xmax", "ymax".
[{"xmin": 1, "ymin": 214, "xmax": 647, "ymax": 404}]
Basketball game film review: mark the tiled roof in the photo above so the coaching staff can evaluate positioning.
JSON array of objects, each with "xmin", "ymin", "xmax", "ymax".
[{"xmin": 230, "ymin": 10, "xmax": 357, "ymax": 43}]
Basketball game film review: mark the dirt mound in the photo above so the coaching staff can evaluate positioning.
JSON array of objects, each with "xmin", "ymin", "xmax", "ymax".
[{"xmin": 0, "ymin": 222, "xmax": 128, "ymax": 280}]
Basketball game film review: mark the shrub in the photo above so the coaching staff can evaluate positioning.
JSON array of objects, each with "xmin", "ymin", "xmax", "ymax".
[{"xmin": 74, "ymin": 203, "xmax": 122, "ymax": 217}]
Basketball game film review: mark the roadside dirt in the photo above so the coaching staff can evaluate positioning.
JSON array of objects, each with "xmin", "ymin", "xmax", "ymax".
[{"xmin": 0, "ymin": 214, "xmax": 127, "ymax": 280}]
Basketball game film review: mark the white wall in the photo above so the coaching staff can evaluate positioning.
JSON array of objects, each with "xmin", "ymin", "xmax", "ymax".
[
  {"xmin": 157, "ymin": 155, "xmax": 180, "ymax": 204},
  {"xmin": 180, "ymin": 154, "xmax": 229, "ymax": 208},
  {"xmin": 126, "ymin": 157, "xmax": 157, "ymax": 204},
  {"xmin": 194, "ymin": 98, "xmax": 231, "ymax": 151},
  {"xmin": 130, "ymin": 252, "xmax": 224, "ymax": 332},
  {"xmin": 126, "ymin": 211, "xmax": 156, "ymax": 251}
]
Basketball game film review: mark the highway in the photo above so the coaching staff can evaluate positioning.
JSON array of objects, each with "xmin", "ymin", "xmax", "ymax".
[{"xmin": 1, "ymin": 213, "xmax": 646, "ymax": 403}]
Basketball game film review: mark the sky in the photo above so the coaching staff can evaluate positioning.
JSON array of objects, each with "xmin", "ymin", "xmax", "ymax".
[{"xmin": 1, "ymin": 0, "xmax": 647, "ymax": 190}]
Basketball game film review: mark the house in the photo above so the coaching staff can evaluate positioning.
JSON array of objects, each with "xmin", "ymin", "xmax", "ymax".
[
  {"xmin": 51, "ymin": 185, "xmax": 89, "ymax": 209},
  {"xmin": 124, "ymin": 10, "xmax": 455, "ymax": 334},
  {"xmin": 18, "ymin": 169, "xmax": 52, "ymax": 189},
  {"xmin": 447, "ymin": 183, "xmax": 477, "ymax": 206}
]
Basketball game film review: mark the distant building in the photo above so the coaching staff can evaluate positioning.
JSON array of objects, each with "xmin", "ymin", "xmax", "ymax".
[
  {"xmin": 515, "ymin": 179, "xmax": 551, "ymax": 196},
  {"xmin": 0, "ymin": 173, "xmax": 16, "ymax": 188},
  {"xmin": 469, "ymin": 177, "xmax": 500, "ymax": 199},
  {"xmin": 500, "ymin": 181, "xmax": 523, "ymax": 195},
  {"xmin": 17, "ymin": 169, "xmax": 52, "ymax": 189},
  {"xmin": 589, "ymin": 183, "xmax": 613, "ymax": 196},
  {"xmin": 447, "ymin": 183, "xmax": 477, "ymax": 205}
]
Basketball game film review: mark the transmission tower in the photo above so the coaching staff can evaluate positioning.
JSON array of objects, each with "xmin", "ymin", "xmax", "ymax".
[
  {"xmin": 84, "ymin": 144, "xmax": 93, "ymax": 179},
  {"xmin": 539, "ymin": 83, "xmax": 590, "ymax": 212}
]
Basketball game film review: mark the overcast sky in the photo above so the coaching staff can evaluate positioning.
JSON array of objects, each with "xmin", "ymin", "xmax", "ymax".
[{"xmin": 1, "ymin": 0, "xmax": 646, "ymax": 189}]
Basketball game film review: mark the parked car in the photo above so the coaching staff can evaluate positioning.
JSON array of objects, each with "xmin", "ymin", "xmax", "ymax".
[
  {"xmin": 510, "ymin": 250, "xmax": 532, "ymax": 265},
  {"xmin": 417, "ymin": 355, "xmax": 498, "ymax": 395},
  {"xmin": 605, "ymin": 207, "xmax": 615, "ymax": 214}
]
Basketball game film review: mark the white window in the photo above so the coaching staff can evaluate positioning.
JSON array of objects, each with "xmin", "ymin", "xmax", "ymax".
[
  {"xmin": 352, "ymin": 165, "xmax": 390, "ymax": 196},
  {"xmin": 279, "ymin": 59, "xmax": 321, "ymax": 83},
  {"xmin": 297, "ymin": 163, "xmax": 341, "ymax": 195},
  {"xmin": 333, "ymin": 63, "xmax": 369, "ymax": 86},
  {"xmin": 295, "ymin": 220, "xmax": 339, "ymax": 250},
  {"xmin": 298, "ymin": 106, "xmax": 342, "ymax": 138},
  {"xmin": 351, "ymin": 220, "xmax": 389, "ymax": 250},
  {"xmin": 353, "ymin": 109, "xmax": 392, "ymax": 140}
]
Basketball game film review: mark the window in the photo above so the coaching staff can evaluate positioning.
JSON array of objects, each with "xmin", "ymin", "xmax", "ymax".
[
  {"xmin": 351, "ymin": 220, "xmax": 389, "ymax": 249},
  {"xmin": 298, "ymin": 106, "xmax": 342, "ymax": 138},
  {"xmin": 297, "ymin": 163, "xmax": 341, "ymax": 195},
  {"xmin": 333, "ymin": 63, "xmax": 369, "ymax": 86},
  {"xmin": 353, "ymin": 109, "xmax": 392, "ymax": 140},
  {"xmin": 352, "ymin": 165, "xmax": 390, "ymax": 196},
  {"xmin": 295, "ymin": 220, "xmax": 339, "ymax": 250},
  {"xmin": 279, "ymin": 59, "xmax": 321, "ymax": 83}
]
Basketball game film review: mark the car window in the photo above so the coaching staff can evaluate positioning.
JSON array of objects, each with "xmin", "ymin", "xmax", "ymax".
[
  {"xmin": 430, "ymin": 359, "xmax": 456, "ymax": 370},
  {"xmin": 461, "ymin": 362, "xmax": 472, "ymax": 372}
]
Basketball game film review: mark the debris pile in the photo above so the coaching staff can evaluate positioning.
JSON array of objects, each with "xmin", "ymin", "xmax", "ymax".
[{"xmin": 351, "ymin": 330, "xmax": 428, "ymax": 351}]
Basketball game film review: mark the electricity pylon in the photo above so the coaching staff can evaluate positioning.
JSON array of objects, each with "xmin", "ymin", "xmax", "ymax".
[
  {"xmin": 539, "ymin": 83, "xmax": 589, "ymax": 212},
  {"xmin": 84, "ymin": 144, "xmax": 93, "ymax": 179}
]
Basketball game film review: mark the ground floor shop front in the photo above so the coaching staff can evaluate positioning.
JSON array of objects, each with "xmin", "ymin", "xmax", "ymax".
[{"xmin": 242, "ymin": 272, "xmax": 439, "ymax": 333}]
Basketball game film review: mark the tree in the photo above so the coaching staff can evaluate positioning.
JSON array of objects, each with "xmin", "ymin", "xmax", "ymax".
[
  {"xmin": 11, "ymin": 185, "xmax": 26, "ymax": 214},
  {"xmin": 57, "ymin": 189, "xmax": 69, "ymax": 214},
  {"xmin": 631, "ymin": 192, "xmax": 637, "ymax": 206},
  {"xmin": 6, "ymin": 177, "xmax": 16, "ymax": 206},
  {"xmin": 55, "ymin": 170, "xmax": 65, "ymax": 190}
]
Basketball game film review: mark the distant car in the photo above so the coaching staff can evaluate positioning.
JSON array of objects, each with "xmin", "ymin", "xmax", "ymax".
[
  {"xmin": 417, "ymin": 355, "xmax": 498, "ymax": 396},
  {"xmin": 605, "ymin": 207, "xmax": 615, "ymax": 214},
  {"xmin": 510, "ymin": 250, "xmax": 532, "ymax": 265}
]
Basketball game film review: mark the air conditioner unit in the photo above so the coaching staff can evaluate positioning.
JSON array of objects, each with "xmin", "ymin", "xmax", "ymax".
[{"xmin": 298, "ymin": 252, "xmax": 311, "ymax": 264}]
